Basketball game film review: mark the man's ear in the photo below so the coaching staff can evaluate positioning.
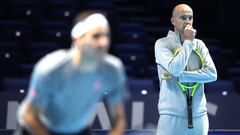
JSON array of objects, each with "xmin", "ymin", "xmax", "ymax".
[
  {"xmin": 171, "ymin": 17, "xmax": 175, "ymax": 25},
  {"xmin": 72, "ymin": 38, "xmax": 82, "ymax": 50}
]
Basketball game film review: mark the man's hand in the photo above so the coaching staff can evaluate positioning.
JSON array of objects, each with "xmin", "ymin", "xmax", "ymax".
[
  {"xmin": 22, "ymin": 101, "xmax": 50, "ymax": 135},
  {"xmin": 161, "ymin": 70, "xmax": 173, "ymax": 80},
  {"xmin": 183, "ymin": 25, "xmax": 197, "ymax": 40}
]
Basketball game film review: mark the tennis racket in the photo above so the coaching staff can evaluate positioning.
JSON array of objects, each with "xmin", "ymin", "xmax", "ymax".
[
  {"xmin": 160, "ymin": 43, "xmax": 205, "ymax": 128},
  {"xmin": 175, "ymin": 48, "xmax": 204, "ymax": 128}
]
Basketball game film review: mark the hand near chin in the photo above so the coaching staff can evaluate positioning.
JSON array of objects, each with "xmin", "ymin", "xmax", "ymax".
[{"xmin": 183, "ymin": 25, "xmax": 197, "ymax": 40}]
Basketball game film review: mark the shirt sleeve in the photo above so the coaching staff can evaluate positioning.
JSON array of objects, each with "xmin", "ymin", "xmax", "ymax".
[
  {"xmin": 155, "ymin": 39, "xmax": 195, "ymax": 77},
  {"xmin": 178, "ymin": 40, "xmax": 217, "ymax": 83},
  {"xmin": 106, "ymin": 61, "xmax": 129, "ymax": 106},
  {"xmin": 26, "ymin": 66, "xmax": 51, "ymax": 111}
]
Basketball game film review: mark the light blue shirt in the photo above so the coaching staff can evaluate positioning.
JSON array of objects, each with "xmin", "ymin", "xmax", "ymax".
[
  {"xmin": 154, "ymin": 31, "xmax": 217, "ymax": 117},
  {"xmin": 19, "ymin": 49, "xmax": 128, "ymax": 133}
]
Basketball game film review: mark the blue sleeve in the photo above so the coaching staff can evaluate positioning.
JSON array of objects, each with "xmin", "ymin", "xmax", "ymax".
[
  {"xmin": 26, "ymin": 67, "xmax": 51, "ymax": 111},
  {"xmin": 106, "ymin": 62, "xmax": 129, "ymax": 106}
]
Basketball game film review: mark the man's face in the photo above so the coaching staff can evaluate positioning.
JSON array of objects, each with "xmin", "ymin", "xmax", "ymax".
[
  {"xmin": 172, "ymin": 8, "xmax": 193, "ymax": 34},
  {"xmin": 75, "ymin": 26, "xmax": 110, "ymax": 57}
]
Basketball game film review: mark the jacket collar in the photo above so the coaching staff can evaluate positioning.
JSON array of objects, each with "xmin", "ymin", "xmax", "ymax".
[{"xmin": 167, "ymin": 30, "xmax": 187, "ymax": 45}]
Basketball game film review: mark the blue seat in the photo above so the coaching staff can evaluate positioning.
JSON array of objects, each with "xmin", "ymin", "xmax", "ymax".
[
  {"xmin": 205, "ymin": 80, "xmax": 236, "ymax": 94},
  {"xmin": 124, "ymin": 65, "xmax": 136, "ymax": 77},
  {"xmin": 0, "ymin": 19, "xmax": 32, "ymax": 43},
  {"xmin": 31, "ymin": 51, "xmax": 49, "ymax": 63},
  {"xmin": 88, "ymin": 1, "xmax": 115, "ymax": 13},
  {"xmin": 117, "ymin": 53, "xmax": 149, "ymax": 67},
  {"xmin": 29, "ymin": 42, "xmax": 61, "ymax": 53},
  {"xmin": 153, "ymin": 76, "xmax": 160, "ymax": 92},
  {"xmin": 36, "ymin": 19, "xmax": 70, "ymax": 31},
  {"xmin": 207, "ymin": 45, "xmax": 226, "ymax": 79},
  {"xmin": 148, "ymin": 65, "xmax": 158, "ymax": 78},
  {"xmin": 118, "ymin": 31, "xmax": 148, "ymax": 45},
  {"xmin": 0, "ymin": 19, "xmax": 30, "ymax": 30},
  {"xmin": 0, "ymin": 30, "xmax": 33, "ymax": 43},
  {"xmin": 20, "ymin": 64, "xmax": 34, "ymax": 78},
  {"xmin": 40, "ymin": 29, "xmax": 71, "ymax": 47},
  {"xmin": 0, "ymin": 52, "xmax": 24, "ymax": 77},
  {"xmin": 47, "ymin": 7, "xmax": 78, "ymax": 20},
  {"xmin": 11, "ymin": 0, "xmax": 43, "ymax": 20},
  {"xmin": 44, "ymin": 0, "xmax": 85, "ymax": 20},
  {"xmin": 227, "ymin": 67, "xmax": 240, "ymax": 80},
  {"xmin": 128, "ymin": 78, "xmax": 157, "ymax": 94},
  {"xmin": 226, "ymin": 67, "xmax": 240, "ymax": 92},
  {"xmin": 35, "ymin": 20, "xmax": 71, "ymax": 46},
  {"xmin": 0, "ymin": 42, "xmax": 21, "ymax": 53},
  {"xmin": 0, "ymin": 1, "xmax": 9, "ymax": 18},
  {"xmin": 1, "ymin": 78, "xmax": 29, "ymax": 92},
  {"xmin": 117, "ymin": 22, "xmax": 148, "ymax": 45},
  {"xmin": 202, "ymin": 38, "xmax": 221, "ymax": 46},
  {"xmin": 28, "ymin": 42, "xmax": 61, "ymax": 63},
  {"xmin": 11, "ymin": 0, "xmax": 40, "ymax": 7},
  {"xmin": 13, "ymin": 7, "xmax": 44, "ymax": 21},
  {"xmin": 45, "ymin": 0, "xmax": 79, "ymax": 8},
  {"xmin": 207, "ymin": 45, "xmax": 221, "ymax": 59},
  {"xmin": 118, "ymin": 22, "xmax": 145, "ymax": 33},
  {"xmin": 113, "ymin": 43, "xmax": 145, "ymax": 55},
  {"xmin": 117, "ymin": 53, "xmax": 150, "ymax": 78}
]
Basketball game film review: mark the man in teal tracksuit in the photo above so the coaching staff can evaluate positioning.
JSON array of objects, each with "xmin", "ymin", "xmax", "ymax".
[{"xmin": 155, "ymin": 4, "xmax": 217, "ymax": 135}]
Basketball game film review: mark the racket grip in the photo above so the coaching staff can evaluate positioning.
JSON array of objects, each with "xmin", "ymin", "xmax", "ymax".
[
  {"xmin": 187, "ymin": 106, "xmax": 193, "ymax": 128},
  {"xmin": 187, "ymin": 97, "xmax": 193, "ymax": 128}
]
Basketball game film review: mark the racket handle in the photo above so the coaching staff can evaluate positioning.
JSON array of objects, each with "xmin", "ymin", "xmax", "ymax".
[{"xmin": 187, "ymin": 97, "xmax": 193, "ymax": 128}]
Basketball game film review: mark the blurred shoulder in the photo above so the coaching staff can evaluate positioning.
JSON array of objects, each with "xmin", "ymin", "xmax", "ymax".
[
  {"xmin": 34, "ymin": 49, "xmax": 70, "ymax": 75},
  {"xmin": 102, "ymin": 54, "xmax": 124, "ymax": 70}
]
